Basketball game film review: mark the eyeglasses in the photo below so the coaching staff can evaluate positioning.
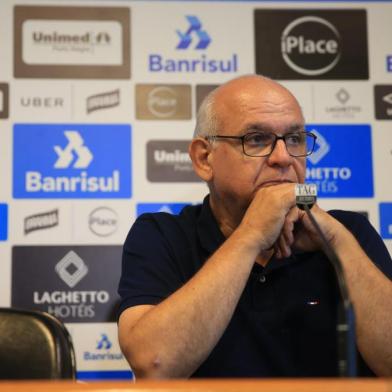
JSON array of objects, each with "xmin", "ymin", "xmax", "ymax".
[{"xmin": 206, "ymin": 131, "xmax": 317, "ymax": 158}]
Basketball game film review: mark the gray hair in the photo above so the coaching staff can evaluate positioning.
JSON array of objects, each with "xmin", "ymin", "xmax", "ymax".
[{"xmin": 193, "ymin": 87, "xmax": 219, "ymax": 139}]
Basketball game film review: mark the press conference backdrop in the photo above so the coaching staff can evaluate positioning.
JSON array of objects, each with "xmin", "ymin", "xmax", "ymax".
[{"xmin": 0, "ymin": 0, "xmax": 391, "ymax": 381}]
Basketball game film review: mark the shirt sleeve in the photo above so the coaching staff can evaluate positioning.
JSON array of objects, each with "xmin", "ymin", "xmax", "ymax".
[
  {"xmin": 117, "ymin": 213, "xmax": 188, "ymax": 318},
  {"xmin": 329, "ymin": 210, "xmax": 392, "ymax": 279}
]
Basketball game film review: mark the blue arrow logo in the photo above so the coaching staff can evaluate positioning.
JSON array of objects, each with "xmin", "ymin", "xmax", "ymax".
[{"xmin": 176, "ymin": 16, "xmax": 211, "ymax": 50}]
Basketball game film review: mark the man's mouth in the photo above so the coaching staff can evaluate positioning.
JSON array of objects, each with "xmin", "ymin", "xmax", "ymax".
[{"xmin": 258, "ymin": 179, "xmax": 294, "ymax": 188}]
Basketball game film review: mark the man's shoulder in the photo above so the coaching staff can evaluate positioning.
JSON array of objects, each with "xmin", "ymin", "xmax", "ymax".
[{"xmin": 327, "ymin": 209, "xmax": 370, "ymax": 230}]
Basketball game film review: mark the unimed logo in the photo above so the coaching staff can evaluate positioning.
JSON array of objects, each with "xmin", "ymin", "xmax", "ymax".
[
  {"xmin": 12, "ymin": 245, "xmax": 122, "ymax": 322},
  {"xmin": 14, "ymin": 6, "xmax": 130, "ymax": 79},
  {"xmin": 305, "ymin": 125, "xmax": 373, "ymax": 197},
  {"xmin": 13, "ymin": 124, "xmax": 131, "ymax": 198},
  {"xmin": 137, "ymin": 203, "xmax": 189, "ymax": 217},
  {"xmin": 254, "ymin": 9, "xmax": 368, "ymax": 79},
  {"xmin": 147, "ymin": 140, "xmax": 201, "ymax": 182}
]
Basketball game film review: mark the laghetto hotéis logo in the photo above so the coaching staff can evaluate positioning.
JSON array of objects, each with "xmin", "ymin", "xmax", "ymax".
[
  {"xmin": 13, "ymin": 124, "xmax": 131, "ymax": 198},
  {"xmin": 305, "ymin": 124, "xmax": 373, "ymax": 197}
]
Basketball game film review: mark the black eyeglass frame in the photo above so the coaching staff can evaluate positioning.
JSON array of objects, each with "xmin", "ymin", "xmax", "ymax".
[{"xmin": 206, "ymin": 131, "xmax": 317, "ymax": 158}]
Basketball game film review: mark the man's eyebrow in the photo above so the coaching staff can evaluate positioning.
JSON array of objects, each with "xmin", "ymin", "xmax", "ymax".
[{"xmin": 243, "ymin": 123, "xmax": 305, "ymax": 133}]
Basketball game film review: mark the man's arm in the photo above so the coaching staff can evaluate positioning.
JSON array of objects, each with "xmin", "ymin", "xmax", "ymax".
[
  {"xmin": 118, "ymin": 185, "xmax": 297, "ymax": 379},
  {"xmin": 277, "ymin": 206, "xmax": 392, "ymax": 376}
]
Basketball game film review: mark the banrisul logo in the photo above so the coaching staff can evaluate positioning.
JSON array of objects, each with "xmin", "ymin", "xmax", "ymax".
[
  {"xmin": 305, "ymin": 125, "xmax": 373, "ymax": 197},
  {"xmin": 149, "ymin": 15, "xmax": 238, "ymax": 73},
  {"xmin": 137, "ymin": 203, "xmax": 189, "ymax": 217},
  {"xmin": 13, "ymin": 124, "xmax": 131, "ymax": 198}
]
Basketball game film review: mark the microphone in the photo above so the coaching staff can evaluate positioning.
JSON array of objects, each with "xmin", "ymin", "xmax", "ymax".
[{"xmin": 295, "ymin": 183, "xmax": 357, "ymax": 377}]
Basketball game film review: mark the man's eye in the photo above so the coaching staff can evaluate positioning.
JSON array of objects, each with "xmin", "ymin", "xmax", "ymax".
[
  {"xmin": 286, "ymin": 133, "xmax": 303, "ymax": 145},
  {"xmin": 246, "ymin": 133, "xmax": 271, "ymax": 145}
]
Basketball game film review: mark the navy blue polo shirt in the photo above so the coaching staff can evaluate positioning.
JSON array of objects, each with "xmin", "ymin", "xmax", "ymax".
[{"xmin": 118, "ymin": 196, "xmax": 392, "ymax": 377}]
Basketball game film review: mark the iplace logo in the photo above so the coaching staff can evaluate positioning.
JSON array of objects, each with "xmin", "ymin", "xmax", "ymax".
[
  {"xmin": 136, "ymin": 84, "xmax": 191, "ymax": 120},
  {"xmin": 254, "ymin": 9, "xmax": 368, "ymax": 79},
  {"xmin": 88, "ymin": 207, "xmax": 118, "ymax": 237},
  {"xmin": 147, "ymin": 140, "xmax": 201, "ymax": 182},
  {"xmin": 12, "ymin": 245, "xmax": 122, "ymax": 322},
  {"xmin": 374, "ymin": 85, "xmax": 392, "ymax": 120},
  {"xmin": 13, "ymin": 124, "xmax": 131, "ymax": 198},
  {"xmin": 14, "ymin": 6, "xmax": 130, "ymax": 79},
  {"xmin": 0, "ymin": 83, "xmax": 9, "ymax": 119},
  {"xmin": 305, "ymin": 124, "xmax": 373, "ymax": 197}
]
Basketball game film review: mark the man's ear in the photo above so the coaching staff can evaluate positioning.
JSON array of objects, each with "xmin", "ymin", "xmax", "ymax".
[{"xmin": 189, "ymin": 137, "xmax": 213, "ymax": 182}]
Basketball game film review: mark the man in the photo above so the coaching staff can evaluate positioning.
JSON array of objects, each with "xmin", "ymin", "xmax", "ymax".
[{"xmin": 118, "ymin": 75, "xmax": 392, "ymax": 378}]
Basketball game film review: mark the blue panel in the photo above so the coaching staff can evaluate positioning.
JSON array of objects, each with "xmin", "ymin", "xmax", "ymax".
[
  {"xmin": 305, "ymin": 124, "xmax": 373, "ymax": 197},
  {"xmin": 380, "ymin": 203, "xmax": 392, "ymax": 239},
  {"xmin": 77, "ymin": 370, "xmax": 133, "ymax": 381},
  {"xmin": 13, "ymin": 124, "xmax": 132, "ymax": 199},
  {"xmin": 0, "ymin": 204, "xmax": 7, "ymax": 241},
  {"xmin": 137, "ymin": 202, "xmax": 190, "ymax": 216}
]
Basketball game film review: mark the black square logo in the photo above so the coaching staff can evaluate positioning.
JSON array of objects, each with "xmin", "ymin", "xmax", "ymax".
[
  {"xmin": 374, "ymin": 85, "xmax": 392, "ymax": 120},
  {"xmin": 254, "ymin": 9, "xmax": 369, "ymax": 80},
  {"xmin": 0, "ymin": 83, "xmax": 9, "ymax": 119}
]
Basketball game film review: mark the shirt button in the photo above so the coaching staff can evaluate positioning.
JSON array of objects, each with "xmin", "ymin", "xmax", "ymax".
[{"xmin": 259, "ymin": 275, "xmax": 266, "ymax": 283}]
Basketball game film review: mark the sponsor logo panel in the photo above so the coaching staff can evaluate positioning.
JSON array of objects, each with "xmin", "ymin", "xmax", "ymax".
[
  {"xmin": 12, "ymin": 246, "xmax": 121, "ymax": 322},
  {"xmin": 306, "ymin": 125, "xmax": 373, "ymax": 197},
  {"xmin": 0, "ymin": 83, "xmax": 9, "ymax": 119},
  {"xmin": 136, "ymin": 203, "xmax": 189, "ymax": 217},
  {"xmin": 148, "ymin": 15, "xmax": 238, "ymax": 74},
  {"xmin": 24, "ymin": 208, "xmax": 59, "ymax": 235},
  {"xmin": 89, "ymin": 207, "xmax": 118, "ymax": 237},
  {"xmin": 147, "ymin": 140, "xmax": 201, "ymax": 182},
  {"xmin": 314, "ymin": 85, "xmax": 370, "ymax": 121},
  {"xmin": 14, "ymin": 6, "xmax": 130, "ymax": 79},
  {"xmin": 87, "ymin": 90, "xmax": 120, "ymax": 114},
  {"xmin": 254, "ymin": 9, "xmax": 368, "ymax": 79},
  {"xmin": 15, "ymin": 86, "xmax": 70, "ymax": 120},
  {"xmin": 379, "ymin": 203, "xmax": 392, "ymax": 239},
  {"xmin": 13, "ymin": 124, "xmax": 131, "ymax": 199},
  {"xmin": 387, "ymin": 55, "xmax": 392, "ymax": 73},
  {"xmin": 0, "ymin": 204, "xmax": 8, "ymax": 241},
  {"xmin": 136, "ymin": 84, "xmax": 191, "ymax": 120},
  {"xmin": 374, "ymin": 85, "xmax": 392, "ymax": 120}
]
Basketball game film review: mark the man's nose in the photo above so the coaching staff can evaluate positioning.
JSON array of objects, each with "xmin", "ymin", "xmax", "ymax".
[{"xmin": 267, "ymin": 139, "xmax": 293, "ymax": 166}]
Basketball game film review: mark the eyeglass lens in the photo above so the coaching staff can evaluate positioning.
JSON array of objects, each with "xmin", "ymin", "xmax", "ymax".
[{"xmin": 243, "ymin": 132, "xmax": 314, "ymax": 157}]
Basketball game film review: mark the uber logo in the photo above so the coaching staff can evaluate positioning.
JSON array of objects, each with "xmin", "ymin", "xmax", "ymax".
[
  {"xmin": 254, "ymin": 9, "xmax": 368, "ymax": 79},
  {"xmin": 0, "ymin": 83, "xmax": 9, "ymax": 119},
  {"xmin": 374, "ymin": 85, "xmax": 392, "ymax": 120}
]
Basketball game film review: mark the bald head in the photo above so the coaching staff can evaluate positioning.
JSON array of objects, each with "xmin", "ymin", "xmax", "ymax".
[{"xmin": 193, "ymin": 75, "xmax": 303, "ymax": 138}]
